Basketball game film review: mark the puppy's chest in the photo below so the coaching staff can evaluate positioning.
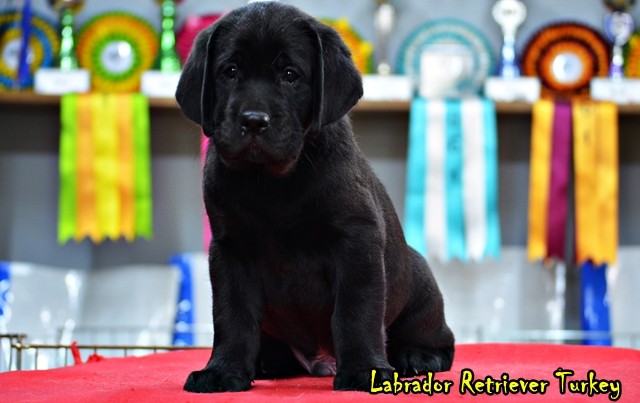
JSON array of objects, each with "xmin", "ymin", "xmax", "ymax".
[
  {"xmin": 260, "ymin": 246, "xmax": 336, "ymax": 309},
  {"xmin": 222, "ymin": 194, "xmax": 341, "ymax": 306},
  {"xmin": 233, "ymin": 199, "xmax": 339, "ymax": 251}
]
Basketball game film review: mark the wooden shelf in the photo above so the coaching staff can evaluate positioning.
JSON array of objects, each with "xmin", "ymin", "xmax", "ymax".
[
  {"xmin": 4, "ymin": 91, "xmax": 640, "ymax": 115},
  {"xmin": 0, "ymin": 91, "xmax": 179, "ymax": 109},
  {"xmin": 354, "ymin": 100, "xmax": 534, "ymax": 114}
]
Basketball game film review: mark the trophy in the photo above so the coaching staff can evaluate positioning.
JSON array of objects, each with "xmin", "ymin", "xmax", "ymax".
[
  {"xmin": 373, "ymin": 0, "xmax": 395, "ymax": 75},
  {"xmin": 603, "ymin": 0, "xmax": 636, "ymax": 78},
  {"xmin": 154, "ymin": 0, "xmax": 181, "ymax": 73},
  {"xmin": 591, "ymin": 0, "xmax": 640, "ymax": 103},
  {"xmin": 362, "ymin": 0, "xmax": 411, "ymax": 101},
  {"xmin": 484, "ymin": 0, "xmax": 540, "ymax": 102},
  {"xmin": 55, "ymin": 0, "xmax": 82, "ymax": 70},
  {"xmin": 141, "ymin": 0, "xmax": 182, "ymax": 97},
  {"xmin": 34, "ymin": 0, "xmax": 90, "ymax": 94},
  {"xmin": 493, "ymin": 0, "xmax": 526, "ymax": 78}
]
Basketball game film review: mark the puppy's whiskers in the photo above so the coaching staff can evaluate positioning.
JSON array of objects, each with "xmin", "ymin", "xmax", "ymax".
[{"xmin": 303, "ymin": 150, "xmax": 317, "ymax": 173}]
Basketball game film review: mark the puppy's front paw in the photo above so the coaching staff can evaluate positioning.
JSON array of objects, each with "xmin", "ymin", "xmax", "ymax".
[
  {"xmin": 392, "ymin": 346, "xmax": 453, "ymax": 376},
  {"xmin": 184, "ymin": 369, "xmax": 251, "ymax": 393},
  {"xmin": 333, "ymin": 367, "xmax": 394, "ymax": 392}
]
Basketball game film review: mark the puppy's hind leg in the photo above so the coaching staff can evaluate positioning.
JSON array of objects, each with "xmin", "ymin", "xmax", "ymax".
[{"xmin": 387, "ymin": 249, "xmax": 455, "ymax": 376}]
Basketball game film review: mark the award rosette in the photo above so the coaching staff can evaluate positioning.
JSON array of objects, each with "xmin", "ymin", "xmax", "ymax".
[
  {"xmin": 323, "ymin": 15, "xmax": 405, "ymax": 101},
  {"xmin": 522, "ymin": 22, "xmax": 610, "ymax": 100},
  {"xmin": 77, "ymin": 12, "xmax": 158, "ymax": 92},
  {"xmin": 141, "ymin": 0, "xmax": 182, "ymax": 97},
  {"xmin": 484, "ymin": 0, "xmax": 541, "ymax": 103},
  {"xmin": 34, "ymin": 0, "xmax": 90, "ymax": 94},
  {"xmin": 176, "ymin": 14, "xmax": 221, "ymax": 64},
  {"xmin": 623, "ymin": 30, "xmax": 640, "ymax": 76},
  {"xmin": 1, "ymin": 8, "xmax": 59, "ymax": 90},
  {"xmin": 321, "ymin": 18, "xmax": 374, "ymax": 74},
  {"xmin": 397, "ymin": 19, "xmax": 494, "ymax": 98}
]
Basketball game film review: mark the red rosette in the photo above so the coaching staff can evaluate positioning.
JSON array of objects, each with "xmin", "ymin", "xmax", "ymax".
[
  {"xmin": 522, "ymin": 22, "xmax": 610, "ymax": 100},
  {"xmin": 177, "ymin": 14, "xmax": 222, "ymax": 64}
]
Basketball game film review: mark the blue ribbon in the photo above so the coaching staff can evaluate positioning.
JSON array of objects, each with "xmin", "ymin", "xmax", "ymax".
[
  {"xmin": 169, "ymin": 254, "xmax": 195, "ymax": 346},
  {"xmin": 580, "ymin": 261, "xmax": 612, "ymax": 346},
  {"xmin": 404, "ymin": 98, "xmax": 428, "ymax": 256},
  {"xmin": 16, "ymin": 0, "xmax": 32, "ymax": 89},
  {"xmin": 483, "ymin": 99, "xmax": 501, "ymax": 259},
  {"xmin": 445, "ymin": 100, "xmax": 467, "ymax": 261},
  {"xmin": 0, "ymin": 262, "xmax": 10, "ymax": 319}
]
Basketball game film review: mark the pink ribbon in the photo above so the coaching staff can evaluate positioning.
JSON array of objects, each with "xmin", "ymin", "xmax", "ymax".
[{"xmin": 201, "ymin": 134, "xmax": 211, "ymax": 251}]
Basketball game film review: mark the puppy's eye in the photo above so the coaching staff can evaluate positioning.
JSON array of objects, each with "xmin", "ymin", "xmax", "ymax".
[
  {"xmin": 224, "ymin": 64, "xmax": 238, "ymax": 80},
  {"xmin": 283, "ymin": 68, "xmax": 299, "ymax": 84}
]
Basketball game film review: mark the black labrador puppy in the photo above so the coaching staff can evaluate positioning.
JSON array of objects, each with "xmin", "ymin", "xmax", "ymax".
[{"xmin": 175, "ymin": 2, "xmax": 454, "ymax": 393}]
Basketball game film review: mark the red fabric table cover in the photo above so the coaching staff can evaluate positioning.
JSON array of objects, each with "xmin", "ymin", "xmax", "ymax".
[{"xmin": 1, "ymin": 343, "xmax": 638, "ymax": 402}]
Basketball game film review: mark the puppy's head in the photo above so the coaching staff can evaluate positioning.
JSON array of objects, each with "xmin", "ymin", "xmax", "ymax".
[{"xmin": 175, "ymin": 2, "xmax": 362, "ymax": 176}]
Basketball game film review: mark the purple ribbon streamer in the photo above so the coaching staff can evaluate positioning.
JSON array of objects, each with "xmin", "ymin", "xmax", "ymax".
[{"xmin": 546, "ymin": 101, "xmax": 572, "ymax": 260}]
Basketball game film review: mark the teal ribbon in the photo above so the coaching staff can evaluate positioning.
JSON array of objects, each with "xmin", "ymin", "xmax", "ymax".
[
  {"xmin": 404, "ymin": 98, "xmax": 428, "ymax": 256},
  {"xmin": 404, "ymin": 98, "xmax": 501, "ymax": 262},
  {"xmin": 445, "ymin": 100, "xmax": 466, "ymax": 261},
  {"xmin": 483, "ymin": 99, "xmax": 501, "ymax": 258}
]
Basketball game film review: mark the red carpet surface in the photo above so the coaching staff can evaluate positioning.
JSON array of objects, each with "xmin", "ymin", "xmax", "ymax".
[{"xmin": 1, "ymin": 343, "xmax": 638, "ymax": 402}]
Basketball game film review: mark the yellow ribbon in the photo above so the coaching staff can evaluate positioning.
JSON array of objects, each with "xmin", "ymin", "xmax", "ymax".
[
  {"xmin": 596, "ymin": 102, "xmax": 618, "ymax": 265},
  {"xmin": 94, "ymin": 94, "xmax": 122, "ymax": 241},
  {"xmin": 75, "ymin": 94, "xmax": 98, "ymax": 242},
  {"xmin": 573, "ymin": 101, "xmax": 597, "ymax": 263},
  {"xmin": 527, "ymin": 100, "xmax": 554, "ymax": 261},
  {"xmin": 117, "ymin": 94, "xmax": 136, "ymax": 241},
  {"xmin": 573, "ymin": 100, "xmax": 618, "ymax": 265},
  {"xmin": 59, "ymin": 93, "xmax": 153, "ymax": 243}
]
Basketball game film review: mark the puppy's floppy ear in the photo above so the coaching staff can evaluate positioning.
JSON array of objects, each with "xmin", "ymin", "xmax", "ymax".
[
  {"xmin": 175, "ymin": 23, "xmax": 219, "ymax": 136},
  {"xmin": 310, "ymin": 22, "xmax": 364, "ymax": 133}
]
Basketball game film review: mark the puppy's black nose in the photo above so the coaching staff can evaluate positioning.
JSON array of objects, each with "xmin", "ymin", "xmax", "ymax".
[{"xmin": 241, "ymin": 111, "xmax": 270, "ymax": 135}]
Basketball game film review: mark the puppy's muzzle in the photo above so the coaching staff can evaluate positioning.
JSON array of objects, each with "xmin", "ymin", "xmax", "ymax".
[{"xmin": 241, "ymin": 110, "xmax": 270, "ymax": 136}]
